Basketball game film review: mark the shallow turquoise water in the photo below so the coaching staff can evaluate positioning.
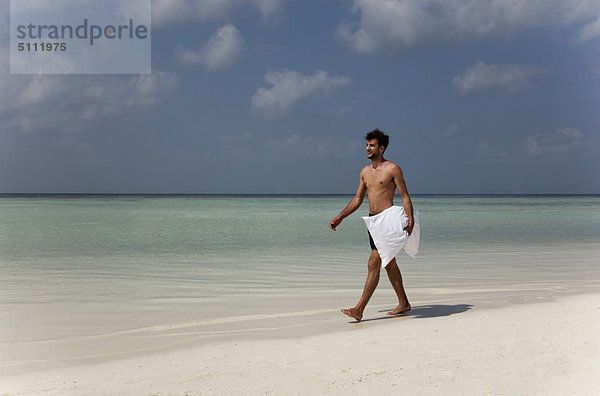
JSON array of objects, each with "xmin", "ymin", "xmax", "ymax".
[
  {"xmin": 0, "ymin": 195, "xmax": 599, "ymax": 346},
  {"xmin": 2, "ymin": 195, "xmax": 599, "ymax": 256}
]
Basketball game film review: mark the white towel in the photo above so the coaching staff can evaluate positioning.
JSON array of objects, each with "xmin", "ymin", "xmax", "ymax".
[{"xmin": 362, "ymin": 206, "xmax": 420, "ymax": 267}]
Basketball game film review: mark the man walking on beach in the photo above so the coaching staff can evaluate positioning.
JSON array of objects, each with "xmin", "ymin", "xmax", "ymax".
[{"xmin": 330, "ymin": 129, "xmax": 415, "ymax": 321}]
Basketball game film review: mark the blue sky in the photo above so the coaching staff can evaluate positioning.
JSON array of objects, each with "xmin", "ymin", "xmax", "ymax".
[{"xmin": 1, "ymin": 0, "xmax": 599, "ymax": 194}]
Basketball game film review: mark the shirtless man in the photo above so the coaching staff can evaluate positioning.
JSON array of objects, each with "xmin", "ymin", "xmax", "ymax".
[{"xmin": 329, "ymin": 129, "xmax": 415, "ymax": 321}]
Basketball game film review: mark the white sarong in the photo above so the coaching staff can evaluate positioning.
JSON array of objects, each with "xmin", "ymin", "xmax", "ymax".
[{"xmin": 362, "ymin": 206, "xmax": 420, "ymax": 268}]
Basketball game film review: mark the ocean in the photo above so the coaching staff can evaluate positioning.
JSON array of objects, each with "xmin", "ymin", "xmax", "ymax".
[{"xmin": 1, "ymin": 195, "xmax": 599, "ymax": 374}]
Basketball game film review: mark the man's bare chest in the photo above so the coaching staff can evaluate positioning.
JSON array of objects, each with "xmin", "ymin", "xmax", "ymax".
[{"xmin": 364, "ymin": 170, "xmax": 394, "ymax": 190}]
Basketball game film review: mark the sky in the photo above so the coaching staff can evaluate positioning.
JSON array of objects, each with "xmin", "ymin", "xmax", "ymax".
[{"xmin": 1, "ymin": 0, "xmax": 599, "ymax": 194}]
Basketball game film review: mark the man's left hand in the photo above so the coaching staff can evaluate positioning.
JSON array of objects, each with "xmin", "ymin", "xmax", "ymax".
[{"xmin": 404, "ymin": 221, "xmax": 414, "ymax": 236}]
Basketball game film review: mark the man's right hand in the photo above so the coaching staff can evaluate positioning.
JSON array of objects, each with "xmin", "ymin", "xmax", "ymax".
[
  {"xmin": 329, "ymin": 216, "xmax": 342, "ymax": 231},
  {"xmin": 404, "ymin": 221, "xmax": 414, "ymax": 236}
]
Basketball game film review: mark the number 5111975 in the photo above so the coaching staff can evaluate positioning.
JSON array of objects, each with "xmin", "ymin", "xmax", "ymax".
[{"xmin": 18, "ymin": 42, "xmax": 67, "ymax": 51}]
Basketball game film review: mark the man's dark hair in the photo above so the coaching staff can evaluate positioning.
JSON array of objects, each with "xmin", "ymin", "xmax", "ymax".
[{"xmin": 365, "ymin": 128, "xmax": 389, "ymax": 152}]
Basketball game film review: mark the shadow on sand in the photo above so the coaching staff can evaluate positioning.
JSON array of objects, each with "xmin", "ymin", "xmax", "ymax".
[{"xmin": 348, "ymin": 304, "xmax": 473, "ymax": 323}]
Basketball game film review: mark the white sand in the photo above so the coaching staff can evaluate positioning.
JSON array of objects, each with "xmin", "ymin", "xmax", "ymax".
[{"xmin": 2, "ymin": 292, "xmax": 599, "ymax": 395}]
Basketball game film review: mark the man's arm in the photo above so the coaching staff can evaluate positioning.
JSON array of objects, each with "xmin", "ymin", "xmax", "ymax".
[
  {"xmin": 392, "ymin": 165, "xmax": 415, "ymax": 235},
  {"xmin": 329, "ymin": 170, "xmax": 367, "ymax": 231}
]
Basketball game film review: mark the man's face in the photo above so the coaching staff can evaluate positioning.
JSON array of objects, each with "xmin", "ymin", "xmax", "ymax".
[{"xmin": 366, "ymin": 139, "xmax": 381, "ymax": 159}]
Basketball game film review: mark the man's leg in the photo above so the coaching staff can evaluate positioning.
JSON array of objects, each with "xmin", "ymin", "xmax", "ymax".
[
  {"xmin": 385, "ymin": 258, "xmax": 411, "ymax": 315},
  {"xmin": 341, "ymin": 250, "xmax": 381, "ymax": 321}
]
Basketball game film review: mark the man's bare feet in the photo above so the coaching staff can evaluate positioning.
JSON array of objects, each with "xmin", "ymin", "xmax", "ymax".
[
  {"xmin": 341, "ymin": 307, "xmax": 363, "ymax": 321},
  {"xmin": 387, "ymin": 304, "xmax": 411, "ymax": 316}
]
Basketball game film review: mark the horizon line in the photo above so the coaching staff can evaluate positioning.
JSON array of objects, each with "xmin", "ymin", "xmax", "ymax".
[{"xmin": 1, "ymin": 193, "xmax": 599, "ymax": 198}]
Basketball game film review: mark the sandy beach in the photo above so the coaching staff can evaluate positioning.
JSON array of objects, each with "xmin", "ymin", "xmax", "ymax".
[
  {"xmin": 3, "ymin": 290, "xmax": 598, "ymax": 395},
  {"xmin": 2, "ymin": 196, "xmax": 599, "ymax": 394}
]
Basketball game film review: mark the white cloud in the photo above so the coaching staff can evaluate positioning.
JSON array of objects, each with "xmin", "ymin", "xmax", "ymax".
[
  {"xmin": 476, "ymin": 128, "xmax": 591, "ymax": 162},
  {"xmin": 253, "ymin": 0, "xmax": 283, "ymax": 22},
  {"xmin": 16, "ymin": 75, "xmax": 60, "ymax": 106},
  {"xmin": 176, "ymin": 24, "xmax": 243, "ymax": 70},
  {"xmin": 580, "ymin": 16, "xmax": 600, "ymax": 41},
  {"xmin": 452, "ymin": 61, "xmax": 542, "ymax": 94},
  {"xmin": 0, "ymin": 62, "xmax": 178, "ymax": 134},
  {"xmin": 153, "ymin": 0, "xmax": 235, "ymax": 25},
  {"xmin": 337, "ymin": 0, "xmax": 600, "ymax": 53},
  {"xmin": 252, "ymin": 69, "xmax": 351, "ymax": 117},
  {"xmin": 518, "ymin": 128, "xmax": 585, "ymax": 158},
  {"xmin": 152, "ymin": 0, "xmax": 282, "ymax": 26}
]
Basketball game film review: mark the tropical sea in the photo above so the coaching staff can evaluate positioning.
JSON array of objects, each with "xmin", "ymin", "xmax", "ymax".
[{"xmin": 1, "ymin": 195, "xmax": 599, "ymax": 375}]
